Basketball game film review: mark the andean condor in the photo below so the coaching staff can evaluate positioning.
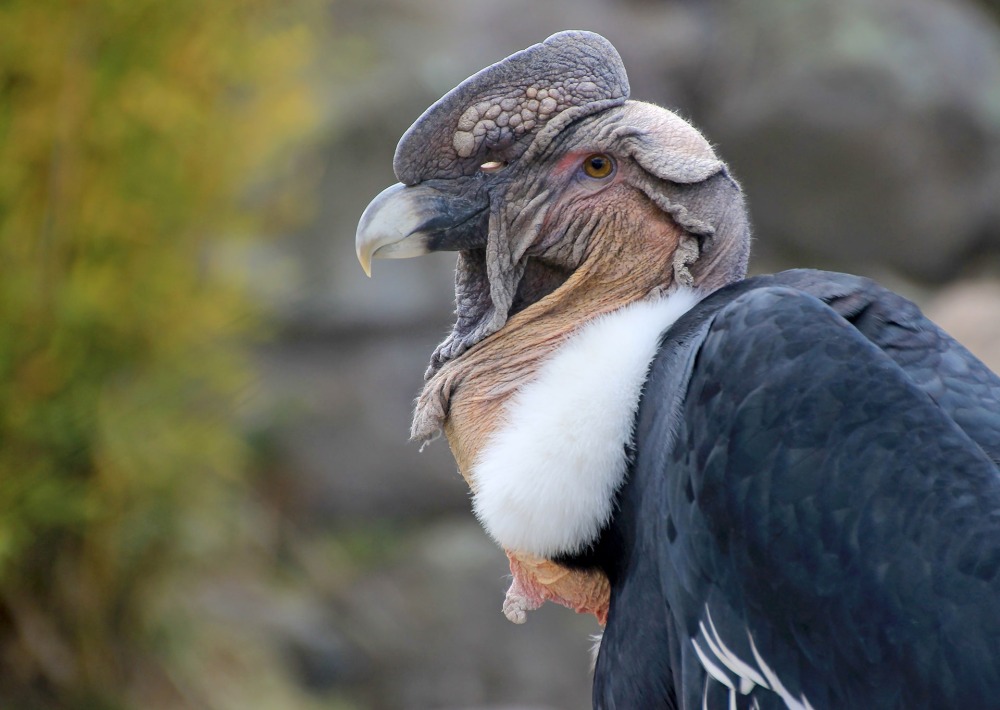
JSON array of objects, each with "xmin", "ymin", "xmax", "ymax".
[{"xmin": 354, "ymin": 31, "xmax": 1000, "ymax": 709}]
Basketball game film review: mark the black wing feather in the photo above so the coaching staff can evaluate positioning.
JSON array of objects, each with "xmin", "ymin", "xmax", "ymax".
[
  {"xmin": 780, "ymin": 269, "xmax": 1000, "ymax": 465},
  {"xmin": 594, "ymin": 272, "xmax": 1000, "ymax": 709}
]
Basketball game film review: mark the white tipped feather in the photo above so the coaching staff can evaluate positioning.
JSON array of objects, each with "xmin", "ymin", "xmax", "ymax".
[
  {"xmin": 471, "ymin": 288, "xmax": 702, "ymax": 557},
  {"xmin": 589, "ymin": 632, "xmax": 604, "ymax": 670}
]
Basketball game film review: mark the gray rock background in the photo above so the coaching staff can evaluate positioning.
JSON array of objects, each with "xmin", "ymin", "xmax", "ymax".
[{"xmin": 235, "ymin": 1, "xmax": 1000, "ymax": 708}]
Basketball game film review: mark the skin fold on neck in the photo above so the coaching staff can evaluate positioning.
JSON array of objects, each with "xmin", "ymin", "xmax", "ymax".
[{"xmin": 437, "ymin": 196, "xmax": 682, "ymax": 485}]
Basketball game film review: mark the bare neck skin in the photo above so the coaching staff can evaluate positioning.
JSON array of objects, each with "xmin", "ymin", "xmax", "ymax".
[{"xmin": 418, "ymin": 191, "xmax": 685, "ymax": 484}]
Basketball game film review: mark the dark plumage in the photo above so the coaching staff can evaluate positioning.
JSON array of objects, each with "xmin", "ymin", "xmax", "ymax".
[{"xmin": 591, "ymin": 270, "xmax": 1000, "ymax": 708}]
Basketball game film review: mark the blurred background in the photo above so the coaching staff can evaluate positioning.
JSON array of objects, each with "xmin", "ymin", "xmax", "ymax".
[{"xmin": 1, "ymin": 0, "xmax": 999, "ymax": 708}]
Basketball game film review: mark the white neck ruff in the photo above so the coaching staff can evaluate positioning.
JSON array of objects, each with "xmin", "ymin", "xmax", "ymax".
[{"xmin": 471, "ymin": 288, "xmax": 702, "ymax": 558}]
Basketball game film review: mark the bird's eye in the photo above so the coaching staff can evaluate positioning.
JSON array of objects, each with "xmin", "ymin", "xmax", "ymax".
[{"xmin": 582, "ymin": 153, "xmax": 614, "ymax": 179}]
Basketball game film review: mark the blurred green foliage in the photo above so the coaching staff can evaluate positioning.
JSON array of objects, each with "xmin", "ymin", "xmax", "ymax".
[{"xmin": 0, "ymin": 0, "xmax": 331, "ymax": 706}]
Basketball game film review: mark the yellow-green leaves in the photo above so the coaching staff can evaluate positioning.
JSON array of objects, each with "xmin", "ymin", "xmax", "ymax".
[{"xmin": 0, "ymin": 0, "xmax": 334, "ymax": 704}]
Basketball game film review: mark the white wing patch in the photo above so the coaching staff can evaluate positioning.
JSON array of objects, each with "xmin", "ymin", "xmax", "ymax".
[
  {"xmin": 471, "ymin": 288, "xmax": 703, "ymax": 557},
  {"xmin": 693, "ymin": 603, "xmax": 817, "ymax": 710},
  {"xmin": 746, "ymin": 631, "xmax": 816, "ymax": 710},
  {"xmin": 702, "ymin": 607, "xmax": 767, "ymax": 691}
]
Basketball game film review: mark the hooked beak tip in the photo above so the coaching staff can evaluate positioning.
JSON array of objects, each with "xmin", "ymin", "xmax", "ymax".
[{"xmin": 357, "ymin": 247, "xmax": 374, "ymax": 278}]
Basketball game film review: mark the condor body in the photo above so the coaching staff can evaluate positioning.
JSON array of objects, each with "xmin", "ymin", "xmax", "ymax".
[{"xmin": 356, "ymin": 31, "xmax": 1000, "ymax": 709}]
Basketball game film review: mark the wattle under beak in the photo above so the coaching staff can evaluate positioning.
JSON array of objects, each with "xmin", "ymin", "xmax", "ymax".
[{"xmin": 355, "ymin": 181, "xmax": 487, "ymax": 277}]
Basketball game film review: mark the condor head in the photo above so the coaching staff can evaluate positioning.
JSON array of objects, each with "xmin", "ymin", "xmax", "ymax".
[{"xmin": 355, "ymin": 31, "xmax": 751, "ymax": 618}]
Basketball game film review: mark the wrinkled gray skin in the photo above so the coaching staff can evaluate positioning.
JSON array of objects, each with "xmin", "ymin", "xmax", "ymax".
[{"xmin": 356, "ymin": 30, "xmax": 750, "ymax": 391}]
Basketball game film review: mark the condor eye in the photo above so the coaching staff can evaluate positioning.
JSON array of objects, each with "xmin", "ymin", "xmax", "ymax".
[{"xmin": 582, "ymin": 153, "xmax": 614, "ymax": 179}]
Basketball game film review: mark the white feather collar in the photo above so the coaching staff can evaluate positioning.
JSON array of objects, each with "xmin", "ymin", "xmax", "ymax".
[{"xmin": 471, "ymin": 288, "xmax": 703, "ymax": 558}]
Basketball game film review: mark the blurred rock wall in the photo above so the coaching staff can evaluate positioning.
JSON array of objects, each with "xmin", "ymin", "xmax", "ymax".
[{"xmin": 253, "ymin": 1, "xmax": 1000, "ymax": 707}]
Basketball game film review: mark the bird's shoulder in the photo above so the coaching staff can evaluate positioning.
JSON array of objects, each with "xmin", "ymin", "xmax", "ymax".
[{"xmin": 627, "ymin": 272, "xmax": 1000, "ymax": 708}]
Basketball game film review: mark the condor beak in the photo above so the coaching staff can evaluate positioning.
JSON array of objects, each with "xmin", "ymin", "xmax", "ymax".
[{"xmin": 355, "ymin": 181, "xmax": 487, "ymax": 277}]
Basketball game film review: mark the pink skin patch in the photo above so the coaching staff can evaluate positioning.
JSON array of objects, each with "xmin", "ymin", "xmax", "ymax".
[{"xmin": 502, "ymin": 550, "xmax": 610, "ymax": 626}]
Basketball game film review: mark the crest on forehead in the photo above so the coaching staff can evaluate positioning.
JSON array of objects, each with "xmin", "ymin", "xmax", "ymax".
[{"xmin": 393, "ymin": 30, "xmax": 630, "ymax": 185}]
